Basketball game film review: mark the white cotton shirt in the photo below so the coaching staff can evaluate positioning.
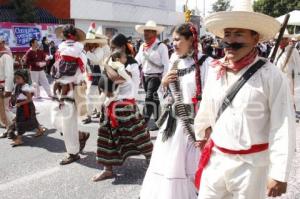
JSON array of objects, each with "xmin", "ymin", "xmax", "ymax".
[
  {"xmin": 125, "ymin": 62, "xmax": 140, "ymax": 98},
  {"xmin": 168, "ymin": 52, "xmax": 212, "ymax": 103},
  {"xmin": 194, "ymin": 56, "xmax": 296, "ymax": 182},
  {"xmin": 273, "ymin": 45, "xmax": 300, "ymax": 111},
  {"xmin": 135, "ymin": 39, "xmax": 169, "ymax": 76},
  {"xmin": 16, "ymin": 84, "xmax": 34, "ymax": 100},
  {"xmin": 0, "ymin": 53, "xmax": 14, "ymax": 92}
]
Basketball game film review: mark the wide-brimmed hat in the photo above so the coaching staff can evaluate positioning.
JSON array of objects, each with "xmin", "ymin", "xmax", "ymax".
[
  {"xmin": 275, "ymin": 29, "xmax": 293, "ymax": 39},
  {"xmin": 204, "ymin": 0, "xmax": 280, "ymax": 42},
  {"xmin": 135, "ymin": 20, "xmax": 164, "ymax": 35},
  {"xmin": 83, "ymin": 23, "xmax": 108, "ymax": 44},
  {"xmin": 55, "ymin": 25, "xmax": 86, "ymax": 42}
]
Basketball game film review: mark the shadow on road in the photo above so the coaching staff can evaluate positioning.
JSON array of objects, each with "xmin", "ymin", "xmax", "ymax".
[{"xmin": 20, "ymin": 129, "xmax": 66, "ymax": 153}]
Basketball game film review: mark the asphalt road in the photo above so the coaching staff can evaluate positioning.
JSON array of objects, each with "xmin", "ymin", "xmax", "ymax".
[{"xmin": 0, "ymin": 90, "xmax": 299, "ymax": 199}]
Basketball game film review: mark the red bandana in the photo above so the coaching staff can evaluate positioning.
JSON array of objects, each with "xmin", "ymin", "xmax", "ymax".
[
  {"xmin": 211, "ymin": 48, "xmax": 258, "ymax": 80},
  {"xmin": 143, "ymin": 37, "xmax": 156, "ymax": 51}
]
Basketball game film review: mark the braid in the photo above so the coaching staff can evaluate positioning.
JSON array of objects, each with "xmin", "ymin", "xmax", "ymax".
[{"xmin": 189, "ymin": 23, "xmax": 202, "ymax": 101}]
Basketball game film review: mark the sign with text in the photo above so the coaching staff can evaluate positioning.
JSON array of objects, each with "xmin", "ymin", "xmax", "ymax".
[{"xmin": 0, "ymin": 22, "xmax": 61, "ymax": 52}]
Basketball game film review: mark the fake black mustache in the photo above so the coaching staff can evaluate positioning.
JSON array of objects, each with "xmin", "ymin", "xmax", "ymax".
[{"xmin": 219, "ymin": 42, "xmax": 247, "ymax": 50}]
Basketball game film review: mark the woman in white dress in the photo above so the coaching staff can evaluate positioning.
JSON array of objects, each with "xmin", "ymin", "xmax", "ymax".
[{"xmin": 139, "ymin": 23, "xmax": 211, "ymax": 199}]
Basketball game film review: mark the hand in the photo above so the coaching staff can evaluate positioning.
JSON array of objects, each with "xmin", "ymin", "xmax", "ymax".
[
  {"xmin": 38, "ymin": 61, "xmax": 46, "ymax": 67},
  {"xmin": 267, "ymin": 179, "xmax": 287, "ymax": 197},
  {"xmin": 161, "ymin": 70, "xmax": 177, "ymax": 87},
  {"xmin": 194, "ymin": 140, "xmax": 208, "ymax": 149}
]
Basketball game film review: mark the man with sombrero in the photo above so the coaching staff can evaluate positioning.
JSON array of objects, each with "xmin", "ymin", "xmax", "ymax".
[
  {"xmin": 135, "ymin": 20, "xmax": 169, "ymax": 130},
  {"xmin": 82, "ymin": 23, "xmax": 110, "ymax": 124},
  {"xmin": 272, "ymin": 30, "xmax": 300, "ymax": 121},
  {"xmin": 0, "ymin": 36, "xmax": 14, "ymax": 138},
  {"xmin": 194, "ymin": 0, "xmax": 295, "ymax": 198}
]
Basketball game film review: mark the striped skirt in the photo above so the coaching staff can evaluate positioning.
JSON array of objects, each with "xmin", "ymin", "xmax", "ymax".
[{"xmin": 96, "ymin": 100, "xmax": 153, "ymax": 166}]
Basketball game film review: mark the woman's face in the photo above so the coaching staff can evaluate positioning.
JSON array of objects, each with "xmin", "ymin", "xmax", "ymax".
[
  {"xmin": 15, "ymin": 75, "xmax": 24, "ymax": 85},
  {"xmin": 172, "ymin": 32, "xmax": 193, "ymax": 57}
]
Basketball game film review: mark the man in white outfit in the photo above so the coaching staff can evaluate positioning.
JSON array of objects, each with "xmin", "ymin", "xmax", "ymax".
[
  {"xmin": 194, "ymin": 0, "xmax": 296, "ymax": 198},
  {"xmin": 82, "ymin": 23, "xmax": 110, "ymax": 124},
  {"xmin": 272, "ymin": 31, "xmax": 300, "ymax": 121},
  {"xmin": 0, "ymin": 37, "xmax": 14, "ymax": 138}
]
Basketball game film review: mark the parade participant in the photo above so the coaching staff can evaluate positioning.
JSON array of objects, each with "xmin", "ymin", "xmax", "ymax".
[
  {"xmin": 194, "ymin": 1, "xmax": 295, "ymax": 198},
  {"xmin": 25, "ymin": 38, "xmax": 52, "ymax": 98},
  {"xmin": 135, "ymin": 20, "xmax": 169, "ymax": 130},
  {"xmin": 92, "ymin": 33, "xmax": 153, "ymax": 182},
  {"xmin": 140, "ymin": 23, "xmax": 211, "ymax": 199},
  {"xmin": 0, "ymin": 37, "xmax": 14, "ymax": 139},
  {"xmin": 51, "ymin": 24, "xmax": 90, "ymax": 165},
  {"xmin": 82, "ymin": 23, "xmax": 110, "ymax": 124},
  {"xmin": 272, "ymin": 31, "xmax": 300, "ymax": 120},
  {"xmin": 10, "ymin": 70, "xmax": 46, "ymax": 147}
]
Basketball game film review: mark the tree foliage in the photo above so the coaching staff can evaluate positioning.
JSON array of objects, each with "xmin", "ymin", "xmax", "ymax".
[
  {"xmin": 253, "ymin": 0, "xmax": 300, "ymax": 17},
  {"xmin": 212, "ymin": 0, "xmax": 231, "ymax": 12},
  {"xmin": 10, "ymin": 0, "xmax": 36, "ymax": 23}
]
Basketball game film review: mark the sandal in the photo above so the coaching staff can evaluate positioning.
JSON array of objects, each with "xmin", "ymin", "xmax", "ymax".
[
  {"xmin": 59, "ymin": 154, "xmax": 80, "ymax": 165},
  {"xmin": 92, "ymin": 170, "xmax": 114, "ymax": 182},
  {"xmin": 34, "ymin": 127, "xmax": 46, "ymax": 137},
  {"xmin": 11, "ymin": 137, "xmax": 24, "ymax": 147}
]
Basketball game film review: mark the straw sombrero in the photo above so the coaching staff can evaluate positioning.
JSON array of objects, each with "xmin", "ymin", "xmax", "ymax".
[
  {"xmin": 83, "ymin": 23, "xmax": 108, "ymax": 44},
  {"xmin": 204, "ymin": 0, "xmax": 280, "ymax": 42},
  {"xmin": 275, "ymin": 29, "xmax": 293, "ymax": 39},
  {"xmin": 55, "ymin": 25, "xmax": 86, "ymax": 42},
  {"xmin": 135, "ymin": 20, "xmax": 164, "ymax": 35}
]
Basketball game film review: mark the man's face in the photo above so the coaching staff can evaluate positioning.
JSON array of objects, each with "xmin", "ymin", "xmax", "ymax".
[
  {"xmin": 32, "ymin": 40, "xmax": 39, "ymax": 48},
  {"xmin": 0, "ymin": 41, "xmax": 5, "ymax": 50},
  {"xmin": 223, "ymin": 28, "xmax": 259, "ymax": 62},
  {"xmin": 144, "ymin": 30, "xmax": 157, "ymax": 42},
  {"xmin": 280, "ymin": 37, "xmax": 290, "ymax": 48}
]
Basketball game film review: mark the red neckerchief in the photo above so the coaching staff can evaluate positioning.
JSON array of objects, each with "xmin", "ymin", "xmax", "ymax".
[
  {"xmin": 211, "ymin": 49, "xmax": 258, "ymax": 80},
  {"xmin": 143, "ymin": 37, "xmax": 156, "ymax": 51}
]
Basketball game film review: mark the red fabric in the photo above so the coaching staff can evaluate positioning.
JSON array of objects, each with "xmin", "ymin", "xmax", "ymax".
[
  {"xmin": 22, "ymin": 103, "xmax": 30, "ymax": 120},
  {"xmin": 106, "ymin": 99, "xmax": 136, "ymax": 128},
  {"xmin": 211, "ymin": 49, "xmax": 258, "ymax": 80},
  {"xmin": 143, "ymin": 37, "xmax": 157, "ymax": 51},
  {"xmin": 61, "ymin": 55, "xmax": 85, "ymax": 73},
  {"xmin": 195, "ymin": 139, "xmax": 268, "ymax": 190},
  {"xmin": 0, "ymin": 80, "xmax": 5, "ymax": 83},
  {"xmin": 25, "ymin": 49, "xmax": 46, "ymax": 71}
]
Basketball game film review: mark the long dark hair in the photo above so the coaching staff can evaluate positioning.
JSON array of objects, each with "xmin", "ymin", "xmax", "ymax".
[
  {"xmin": 62, "ymin": 24, "xmax": 77, "ymax": 40},
  {"xmin": 110, "ymin": 34, "xmax": 137, "ymax": 66},
  {"xmin": 173, "ymin": 23, "xmax": 202, "ymax": 101}
]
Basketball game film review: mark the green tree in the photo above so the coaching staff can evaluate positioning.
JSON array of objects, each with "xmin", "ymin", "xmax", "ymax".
[
  {"xmin": 10, "ymin": 0, "xmax": 36, "ymax": 23},
  {"xmin": 212, "ymin": 0, "xmax": 231, "ymax": 12},
  {"xmin": 253, "ymin": 0, "xmax": 300, "ymax": 17}
]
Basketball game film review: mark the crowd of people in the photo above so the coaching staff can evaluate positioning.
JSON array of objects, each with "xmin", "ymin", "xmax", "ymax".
[{"xmin": 0, "ymin": 0, "xmax": 299, "ymax": 198}]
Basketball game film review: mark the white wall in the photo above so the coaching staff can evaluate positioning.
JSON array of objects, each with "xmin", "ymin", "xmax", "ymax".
[{"xmin": 71, "ymin": 0, "xmax": 184, "ymax": 26}]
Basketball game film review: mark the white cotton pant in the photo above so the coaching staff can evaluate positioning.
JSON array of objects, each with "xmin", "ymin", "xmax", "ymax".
[
  {"xmin": 86, "ymin": 81, "xmax": 105, "ymax": 115},
  {"xmin": 30, "ymin": 71, "xmax": 51, "ymax": 97},
  {"xmin": 198, "ymin": 149, "xmax": 268, "ymax": 199},
  {"xmin": 51, "ymin": 101, "xmax": 79, "ymax": 155},
  {"xmin": 0, "ymin": 97, "xmax": 14, "ymax": 128}
]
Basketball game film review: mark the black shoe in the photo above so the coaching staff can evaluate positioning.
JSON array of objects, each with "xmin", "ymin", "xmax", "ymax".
[
  {"xmin": 82, "ymin": 116, "xmax": 92, "ymax": 124},
  {"xmin": 79, "ymin": 132, "xmax": 90, "ymax": 152},
  {"xmin": 59, "ymin": 154, "xmax": 80, "ymax": 165},
  {"xmin": 0, "ymin": 132, "xmax": 7, "ymax": 139}
]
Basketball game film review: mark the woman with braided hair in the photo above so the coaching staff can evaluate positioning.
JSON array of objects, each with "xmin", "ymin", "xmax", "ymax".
[{"xmin": 139, "ymin": 23, "xmax": 212, "ymax": 199}]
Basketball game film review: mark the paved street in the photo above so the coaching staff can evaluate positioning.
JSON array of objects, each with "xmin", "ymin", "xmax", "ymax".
[{"xmin": 0, "ymin": 91, "xmax": 300, "ymax": 199}]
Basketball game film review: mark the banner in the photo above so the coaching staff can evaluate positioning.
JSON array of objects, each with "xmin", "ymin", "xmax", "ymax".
[{"xmin": 0, "ymin": 22, "xmax": 61, "ymax": 52}]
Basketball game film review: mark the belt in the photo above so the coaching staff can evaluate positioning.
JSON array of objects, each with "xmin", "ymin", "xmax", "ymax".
[
  {"xmin": 144, "ymin": 73, "xmax": 162, "ymax": 77},
  {"xmin": 195, "ymin": 139, "xmax": 268, "ymax": 190},
  {"xmin": 0, "ymin": 80, "xmax": 5, "ymax": 83},
  {"xmin": 107, "ymin": 98, "xmax": 136, "ymax": 128}
]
